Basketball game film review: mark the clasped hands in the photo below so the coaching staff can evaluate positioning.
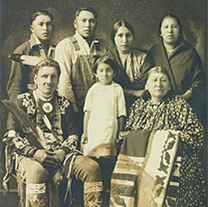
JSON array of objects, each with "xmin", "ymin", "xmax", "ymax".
[{"xmin": 33, "ymin": 148, "xmax": 66, "ymax": 168}]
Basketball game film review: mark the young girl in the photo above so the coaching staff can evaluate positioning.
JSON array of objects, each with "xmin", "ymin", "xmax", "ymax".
[
  {"xmin": 81, "ymin": 55, "xmax": 126, "ymax": 206},
  {"xmin": 81, "ymin": 55, "xmax": 126, "ymax": 156}
]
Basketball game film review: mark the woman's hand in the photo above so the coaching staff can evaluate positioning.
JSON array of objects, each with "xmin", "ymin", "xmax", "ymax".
[{"xmin": 178, "ymin": 89, "xmax": 192, "ymax": 100}]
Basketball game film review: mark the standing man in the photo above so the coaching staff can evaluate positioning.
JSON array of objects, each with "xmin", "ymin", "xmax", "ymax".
[
  {"xmin": 6, "ymin": 10, "xmax": 55, "ymax": 101},
  {"xmin": 55, "ymin": 6, "xmax": 109, "ymax": 137}
]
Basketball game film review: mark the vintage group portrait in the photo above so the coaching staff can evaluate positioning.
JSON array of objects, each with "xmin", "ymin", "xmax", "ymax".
[{"xmin": 0, "ymin": 0, "xmax": 207, "ymax": 206}]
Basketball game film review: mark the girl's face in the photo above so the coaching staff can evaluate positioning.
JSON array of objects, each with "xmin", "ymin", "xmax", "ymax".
[
  {"xmin": 160, "ymin": 16, "xmax": 180, "ymax": 46},
  {"xmin": 95, "ymin": 63, "xmax": 115, "ymax": 85},
  {"xmin": 114, "ymin": 26, "xmax": 134, "ymax": 54}
]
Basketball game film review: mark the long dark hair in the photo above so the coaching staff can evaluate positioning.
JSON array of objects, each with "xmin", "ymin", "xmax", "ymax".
[
  {"xmin": 159, "ymin": 14, "xmax": 184, "ymax": 43},
  {"xmin": 111, "ymin": 21, "xmax": 135, "ymax": 44}
]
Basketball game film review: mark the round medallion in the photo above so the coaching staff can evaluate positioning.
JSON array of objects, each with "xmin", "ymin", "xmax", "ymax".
[{"xmin": 42, "ymin": 102, "xmax": 53, "ymax": 113}]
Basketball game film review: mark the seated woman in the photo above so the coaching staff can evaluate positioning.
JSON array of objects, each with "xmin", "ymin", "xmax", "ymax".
[
  {"xmin": 110, "ymin": 66, "xmax": 206, "ymax": 207},
  {"xmin": 106, "ymin": 21, "xmax": 152, "ymax": 109},
  {"xmin": 143, "ymin": 14, "xmax": 205, "ymax": 122}
]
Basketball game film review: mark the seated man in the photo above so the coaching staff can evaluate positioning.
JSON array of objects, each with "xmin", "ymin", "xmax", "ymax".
[{"xmin": 4, "ymin": 59, "xmax": 103, "ymax": 207}]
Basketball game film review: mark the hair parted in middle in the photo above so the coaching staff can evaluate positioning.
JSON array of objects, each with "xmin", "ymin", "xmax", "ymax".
[
  {"xmin": 92, "ymin": 55, "xmax": 118, "ymax": 74},
  {"xmin": 34, "ymin": 59, "xmax": 61, "ymax": 77},
  {"xmin": 159, "ymin": 13, "xmax": 184, "ymax": 42},
  {"xmin": 142, "ymin": 66, "xmax": 174, "ymax": 100},
  {"xmin": 111, "ymin": 21, "xmax": 135, "ymax": 44}
]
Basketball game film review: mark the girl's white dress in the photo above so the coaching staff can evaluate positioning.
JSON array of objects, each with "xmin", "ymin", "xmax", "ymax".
[{"xmin": 83, "ymin": 82, "xmax": 126, "ymax": 156}]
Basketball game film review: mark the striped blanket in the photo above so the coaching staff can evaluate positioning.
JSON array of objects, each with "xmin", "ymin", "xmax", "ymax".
[{"xmin": 110, "ymin": 130, "xmax": 179, "ymax": 207}]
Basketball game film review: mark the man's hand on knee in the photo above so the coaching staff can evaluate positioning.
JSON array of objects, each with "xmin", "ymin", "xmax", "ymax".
[
  {"xmin": 53, "ymin": 149, "xmax": 66, "ymax": 164},
  {"xmin": 33, "ymin": 149, "xmax": 58, "ymax": 168}
]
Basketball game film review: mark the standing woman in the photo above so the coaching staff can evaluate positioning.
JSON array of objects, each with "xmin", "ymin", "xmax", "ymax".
[
  {"xmin": 106, "ymin": 21, "xmax": 152, "ymax": 109},
  {"xmin": 143, "ymin": 14, "xmax": 205, "ymax": 121}
]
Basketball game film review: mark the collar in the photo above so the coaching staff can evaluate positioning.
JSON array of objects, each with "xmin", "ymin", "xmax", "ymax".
[
  {"xmin": 30, "ymin": 34, "xmax": 41, "ymax": 48},
  {"xmin": 30, "ymin": 34, "xmax": 55, "ymax": 51},
  {"xmin": 33, "ymin": 89, "xmax": 53, "ymax": 102},
  {"xmin": 161, "ymin": 38, "xmax": 185, "ymax": 56},
  {"xmin": 75, "ymin": 31, "xmax": 99, "ymax": 45}
]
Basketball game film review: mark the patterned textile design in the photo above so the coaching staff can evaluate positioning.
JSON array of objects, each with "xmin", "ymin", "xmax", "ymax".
[
  {"xmin": 18, "ymin": 93, "xmax": 36, "ymax": 115},
  {"xmin": 110, "ymin": 154, "xmax": 141, "ymax": 207},
  {"xmin": 12, "ymin": 136, "xmax": 30, "ymax": 150},
  {"xmin": 84, "ymin": 181, "xmax": 103, "ymax": 207},
  {"xmin": 110, "ymin": 130, "xmax": 150, "ymax": 207},
  {"xmin": 62, "ymin": 134, "xmax": 78, "ymax": 151},
  {"xmin": 18, "ymin": 91, "xmax": 70, "ymax": 115},
  {"xmin": 175, "ymin": 148, "xmax": 207, "ymax": 207},
  {"xmin": 124, "ymin": 96, "xmax": 206, "ymax": 206},
  {"xmin": 35, "ymin": 94, "xmax": 63, "ymax": 143},
  {"xmin": 26, "ymin": 183, "xmax": 46, "ymax": 194},
  {"xmin": 27, "ymin": 194, "xmax": 48, "ymax": 207},
  {"xmin": 164, "ymin": 156, "xmax": 181, "ymax": 207},
  {"xmin": 137, "ymin": 130, "xmax": 179, "ymax": 207},
  {"xmin": 26, "ymin": 183, "xmax": 48, "ymax": 207},
  {"xmin": 58, "ymin": 96, "xmax": 70, "ymax": 115},
  {"xmin": 16, "ymin": 164, "xmax": 63, "ymax": 207},
  {"xmin": 18, "ymin": 92, "xmax": 73, "ymax": 147},
  {"xmin": 110, "ymin": 130, "xmax": 179, "ymax": 207}
]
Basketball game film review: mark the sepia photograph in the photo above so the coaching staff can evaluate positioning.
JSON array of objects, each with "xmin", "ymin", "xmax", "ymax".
[{"xmin": 0, "ymin": 0, "xmax": 207, "ymax": 206}]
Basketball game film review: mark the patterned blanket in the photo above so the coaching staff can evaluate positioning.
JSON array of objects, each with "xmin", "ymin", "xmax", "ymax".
[{"xmin": 110, "ymin": 130, "xmax": 179, "ymax": 207}]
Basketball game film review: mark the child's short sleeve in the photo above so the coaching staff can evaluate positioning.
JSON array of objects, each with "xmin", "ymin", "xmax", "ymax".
[
  {"xmin": 117, "ymin": 85, "xmax": 127, "ymax": 117},
  {"xmin": 83, "ymin": 87, "xmax": 93, "ymax": 112}
]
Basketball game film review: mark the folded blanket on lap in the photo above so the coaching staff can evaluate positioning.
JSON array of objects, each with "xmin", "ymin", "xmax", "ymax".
[{"xmin": 110, "ymin": 130, "xmax": 179, "ymax": 207}]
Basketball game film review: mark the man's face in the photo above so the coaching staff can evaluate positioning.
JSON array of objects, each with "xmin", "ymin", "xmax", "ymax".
[
  {"xmin": 34, "ymin": 66, "xmax": 59, "ymax": 98},
  {"xmin": 30, "ymin": 14, "xmax": 54, "ymax": 41},
  {"xmin": 74, "ymin": 11, "xmax": 97, "ymax": 39}
]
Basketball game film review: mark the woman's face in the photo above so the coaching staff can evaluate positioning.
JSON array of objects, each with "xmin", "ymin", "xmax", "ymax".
[
  {"xmin": 145, "ymin": 72, "xmax": 170, "ymax": 103},
  {"xmin": 114, "ymin": 26, "xmax": 134, "ymax": 54},
  {"xmin": 160, "ymin": 16, "xmax": 180, "ymax": 46}
]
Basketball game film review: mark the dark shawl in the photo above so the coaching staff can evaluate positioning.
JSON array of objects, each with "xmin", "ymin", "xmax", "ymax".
[{"xmin": 143, "ymin": 40, "xmax": 204, "ymax": 95}]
